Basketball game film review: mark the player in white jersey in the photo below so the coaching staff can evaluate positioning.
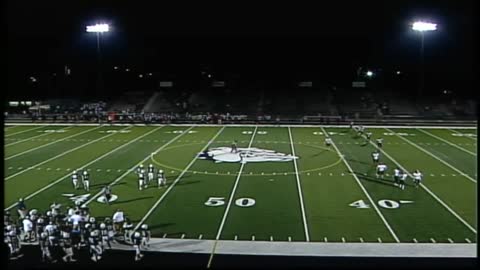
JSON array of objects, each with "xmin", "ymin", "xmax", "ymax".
[
  {"xmin": 147, "ymin": 164, "xmax": 155, "ymax": 185},
  {"xmin": 399, "ymin": 171, "xmax": 408, "ymax": 190},
  {"xmin": 324, "ymin": 137, "xmax": 332, "ymax": 147},
  {"xmin": 82, "ymin": 170, "xmax": 90, "ymax": 192},
  {"xmin": 157, "ymin": 170, "xmax": 166, "ymax": 188},
  {"xmin": 371, "ymin": 151, "xmax": 380, "ymax": 164},
  {"xmin": 72, "ymin": 170, "xmax": 80, "ymax": 190},
  {"xmin": 376, "ymin": 138, "xmax": 384, "ymax": 148},
  {"xmin": 138, "ymin": 170, "xmax": 145, "ymax": 191},
  {"xmin": 376, "ymin": 162, "xmax": 387, "ymax": 178},
  {"xmin": 393, "ymin": 167, "xmax": 401, "ymax": 186},
  {"xmin": 412, "ymin": 170, "xmax": 423, "ymax": 188},
  {"xmin": 136, "ymin": 164, "xmax": 144, "ymax": 175}
]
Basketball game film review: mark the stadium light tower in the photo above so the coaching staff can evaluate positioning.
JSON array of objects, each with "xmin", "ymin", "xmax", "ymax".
[
  {"xmin": 86, "ymin": 23, "xmax": 109, "ymax": 93},
  {"xmin": 412, "ymin": 21, "xmax": 437, "ymax": 98}
]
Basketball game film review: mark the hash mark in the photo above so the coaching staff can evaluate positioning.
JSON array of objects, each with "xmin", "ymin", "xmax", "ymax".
[
  {"xmin": 452, "ymin": 174, "xmax": 456, "ymax": 176},
  {"xmin": 199, "ymin": 234, "xmax": 203, "ymax": 239},
  {"xmin": 181, "ymin": 234, "xmax": 185, "ymax": 239},
  {"xmin": 441, "ymin": 174, "xmax": 446, "ymax": 176},
  {"xmin": 37, "ymin": 168, "xmax": 42, "ymax": 170},
  {"xmin": 377, "ymin": 238, "xmax": 382, "ymax": 243},
  {"xmin": 8, "ymin": 167, "xmax": 13, "ymax": 170},
  {"xmin": 342, "ymin": 237, "xmax": 346, "ymax": 243},
  {"xmin": 413, "ymin": 238, "xmax": 418, "ymax": 243},
  {"xmin": 430, "ymin": 238, "xmax": 436, "ymax": 243},
  {"xmin": 447, "ymin": 238, "xmax": 454, "ymax": 243},
  {"xmin": 465, "ymin": 238, "xmax": 472, "ymax": 243},
  {"xmin": 270, "ymin": 236, "xmax": 273, "ymax": 241},
  {"xmin": 234, "ymin": 235, "xmax": 238, "ymax": 240},
  {"xmin": 252, "ymin": 235, "xmax": 255, "ymax": 241},
  {"xmin": 56, "ymin": 168, "xmax": 61, "ymax": 171},
  {"xmin": 359, "ymin": 238, "xmax": 364, "ymax": 243},
  {"xmin": 46, "ymin": 168, "xmax": 51, "ymax": 171},
  {"xmin": 288, "ymin": 237, "xmax": 292, "ymax": 242}
]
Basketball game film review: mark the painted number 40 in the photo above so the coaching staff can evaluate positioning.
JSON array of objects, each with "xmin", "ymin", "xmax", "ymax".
[{"xmin": 349, "ymin": 199, "xmax": 412, "ymax": 209}]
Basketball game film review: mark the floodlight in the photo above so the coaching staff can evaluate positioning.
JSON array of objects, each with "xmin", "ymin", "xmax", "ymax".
[
  {"xmin": 86, "ymin": 24, "xmax": 110, "ymax": 33},
  {"xmin": 366, "ymin": 71, "xmax": 373, "ymax": 77},
  {"xmin": 412, "ymin": 21, "xmax": 437, "ymax": 32}
]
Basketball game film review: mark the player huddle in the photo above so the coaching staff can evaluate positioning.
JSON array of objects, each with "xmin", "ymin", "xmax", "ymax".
[
  {"xmin": 137, "ymin": 164, "xmax": 166, "ymax": 191},
  {"xmin": 71, "ymin": 170, "xmax": 90, "ymax": 191}
]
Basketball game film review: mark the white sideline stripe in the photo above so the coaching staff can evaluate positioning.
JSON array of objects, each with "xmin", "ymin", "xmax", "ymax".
[
  {"xmin": 4, "ymin": 126, "xmax": 149, "ymax": 210},
  {"xmin": 5, "ymin": 122, "xmax": 477, "ymax": 129},
  {"xmin": 448, "ymin": 128, "xmax": 477, "ymax": 141},
  {"xmin": 213, "ymin": 126, "xmax": 257, "ymax": 240},
  {"xmin": 288, "ymin": 127, "xmax": 310, "ymax": 242},
  {"xmin": 5, "ymin": 126, "xmax": 131, "ymax": 181},
  {"xmin": 417, "ymin": 129, "xmax": 476, "ymax": 156},
  {"xmin": 322, "ymin": 127, "xmax": 400, "ymax": 243},
  {"xmin": 364, "ymin": 132, "xmax": 477, "ymax": 234},
  {"xmin": 83, "ymin": 126, "xmax": 188, "ymax": 206},
  {"xmin": 386, "ymin": 128, "xmax": 476, "ymax": 183},
  {"xmin": 5, "ymin": 126, "xmax": 102, "ymax": 160},
  {"xmin": 5, "ymin": 125, "xmax": 46, "ymax": 137},
  {"xmin": 134, "ymin": 126, "xmax": 226, "ymax": 232},
  {"xmin": 5, "ymin": 126, "xmax": 73, "ymax": 147}
]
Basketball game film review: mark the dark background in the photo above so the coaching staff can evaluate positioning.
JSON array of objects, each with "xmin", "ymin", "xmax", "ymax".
[{"xmin": 6, "ymin": 0, "xmax": 477, "ymax": 99}]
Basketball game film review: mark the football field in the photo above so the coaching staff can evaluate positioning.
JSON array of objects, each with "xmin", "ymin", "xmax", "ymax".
[{"xmin": 4, "ymin": 124, "xmax": 477, "ymax": 255}]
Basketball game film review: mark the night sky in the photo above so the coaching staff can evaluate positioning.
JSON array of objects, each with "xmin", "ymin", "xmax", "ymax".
[{"xmin": 6, "ymin": 0, "xmax": 476, "ymax": 99}]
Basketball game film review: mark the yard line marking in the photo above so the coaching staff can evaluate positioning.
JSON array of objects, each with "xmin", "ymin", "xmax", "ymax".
[
  {"xmin": 83, "ymin": 127, "xmax": 194, "ymax": 207},
  {"xmin": 430, "ymin": 238, "xmax": 436, "ymax": 243},
  {"xmin": 363, "ymin": 132, "xmax": 477, "ymax": 234},
  {"xmin": 413, "ymin": 238, "xmax": 418, "ymax": 243},
  {"xmin": 135, "ymin": 126, "xmax": 227, "ymax": 235},
  {"xmin": 5, "ymin": 125, "xmax": 46, "ymax": 137},
  {"xmin": 6, "ymin": 126, "xmax": 102, "ymax": 160},
  {"xmin": 5, "ymin": 126, "xmax": 74, "ymax": 147},
  {"xmin": 448, "ymin": 238, "xmax": 454, "ymax": 243},
  {"xmin": 322, "ymin": 127, "xmax": 400, "ymax": 243},
  {"xmin": 288, "ymin": 127, "xmax": 310, "ymax": 242},
  {"xmin": 386, "ymin": 128, "xmax": 476, "ymax": 183},
  {"xmin": 417, "ymin": 129, "xmax": 476, "ymax": 156},
  {"xmin": 448, "ymin": 129, "xmax": 477, "ymax": 141},
  {"xmin": 4, "ymin": 126, "xmax": 162, "ymax": 210},
  {"xmin": 5, "ymin": 126, "xmax": 133, "ymax": 181},
  {"xmin": 465, "ymin": 238, "xmax": 471, "ymax": 243},
  {"xmin": 207, "ymin": 127, "xmax": 257, "ymax": 268}
]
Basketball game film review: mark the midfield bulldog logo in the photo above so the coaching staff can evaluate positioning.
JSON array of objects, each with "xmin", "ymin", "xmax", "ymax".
[{"xmin": 198, "ymin": 147, "xmax": 299, "ymax": 163}]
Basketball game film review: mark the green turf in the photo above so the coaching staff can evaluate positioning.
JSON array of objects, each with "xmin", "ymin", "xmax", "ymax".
[{"xmin": 4, "ymin": 125, "xmax": 477, "ymax": 244}]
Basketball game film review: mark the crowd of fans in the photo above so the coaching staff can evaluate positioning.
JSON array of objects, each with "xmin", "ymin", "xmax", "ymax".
[{"xmin": 4, "ymin": 198, "xmax": 151, "ymax": 263}]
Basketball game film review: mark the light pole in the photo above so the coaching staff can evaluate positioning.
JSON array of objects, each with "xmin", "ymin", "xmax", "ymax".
[
  {"xmin": 86, "ymin": 23, "xmax": 109, "ymax": 94},
  {"xmin": 412, "ymin": 21, "xmax": 437, "ymax": 99}
]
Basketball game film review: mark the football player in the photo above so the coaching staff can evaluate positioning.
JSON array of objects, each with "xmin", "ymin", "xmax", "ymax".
[
  {"xmin": 102, "ymin": 185, "xmax": 112, "ymax": 205},
  {"xmin": 72, "ymin": 170, "xmax": 80, "ymax": 190},
  {"xmin": 324, "ymin": 137, "xmax": 333, "ymax": 147},
  {"xmin": 39, "ymin": 232, "xmax": 56, "ymax": 263},
  {"xmin": 365, "ymin": 132, "xmax": 372, "ymax": 141},
  {"xmin": 376, "ymin": 162, "xmax": 388, "ymax": 178},
  {"xmin": 147, "ymin": 164, "xmax": 155, "ymax": 185},
  {"xmin": 138, "ymin": 170, "xmax": 145, "ymax": 191},
  {"xmin": 376, "ymin": 138, "xmax": 384, "ymax": 148},
  {"xmin": 359, "ymin": 125, "xmax": 365, "ymax": 134},
  {"xmin": 136, "ymin": 164, "xmax": 144, "ymax": 175},
  {"xmin": 393, "ymin": 167, "xmax": 401, "ymax": 186},
  {"xmin": 399, "ymin": 171, "xmax": 408, "ymax": 190},
  {"xmin": 412, "ymin": 170, "xmax": 423, "ymax": 188},
  {"xmin": 82, "ymin": 170, "xmax": 90, "ymax": 192},
  {"xmin": 132, "ymin": 231, "xmax": 144, "ymax": 261},
  {"xmin": 140, "ymin": 224, "xmax": 151, "ymax": 249},
  {"xmin": 231, "ymin": 140, "xmax": 238, "ymax": 153},
  {"xmin": 157, "ymin": 170, "xmax": 166, "ymax": 188},
  {"xmin": 61, "ymin": 231, "xmax": 76, "ymax": 262},
  {"xmin": 88, "ymin": 230, "xmax": 102, "ymax": 262},
  {"xmin": 371, "ymin": 151, "xmax": 380, "ymax": 164},
  {"xmin": 99, "ymin": 223, "xmax": 111, "ymax": 251},
  {"xmin": 349, "ymin": 121, "xmax": 354, "ymax": 129}
]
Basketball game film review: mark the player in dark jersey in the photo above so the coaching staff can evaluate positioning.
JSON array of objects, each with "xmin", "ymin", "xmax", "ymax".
[
  {"xmin": 103, "ymin": 185, "xmax": 112, "ymax": 205},
  {"xmin": 132, "ymin": 232, "xmax": 144, "ymax": 261},
  {"xmin": 231, "ymin": 140, "xmax": 238, "ymax": 153}
]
